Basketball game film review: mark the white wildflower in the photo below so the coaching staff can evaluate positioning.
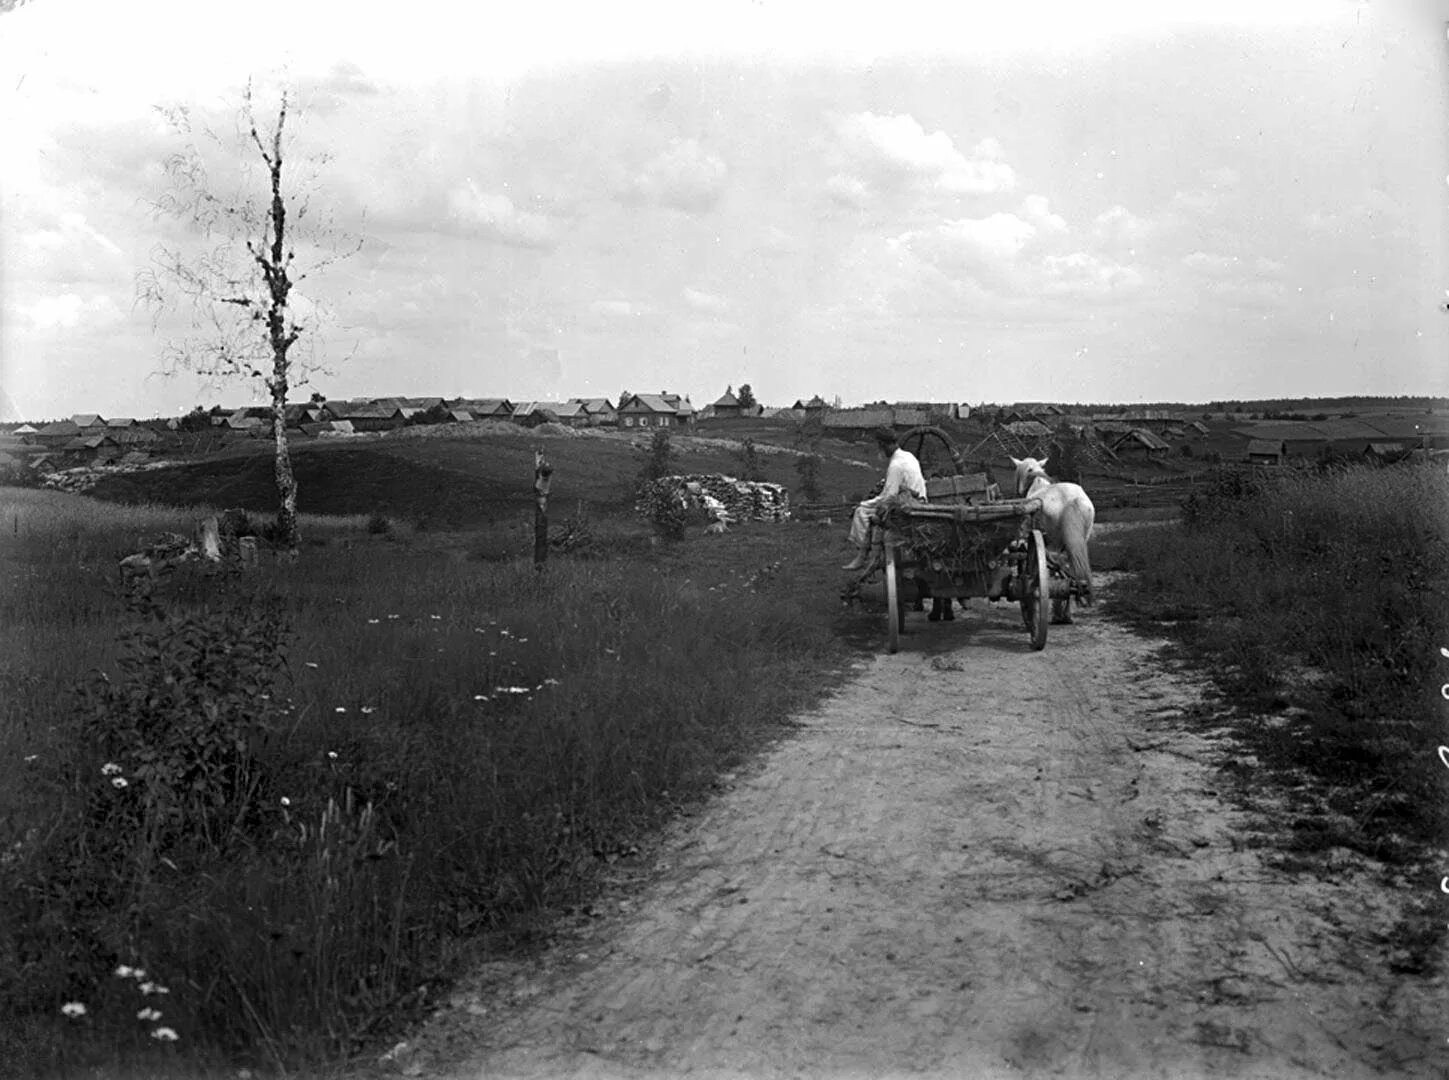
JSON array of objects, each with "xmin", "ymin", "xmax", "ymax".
[
  {"xmin": 367, "ymin": 618, "xmax": 380, "ymax": 624},
  {"xmin": 139, "ymin": 981, "xmax": 170, "ymax": 995},
  {"xmin": 335, "ymin": 707, "xmax": 347, "ymax": 713},
  {"xmin": 280, "ymin": 797, "xmax": 291, "ymax": 807},
  {"xmin": 111, "ymin": 777, "xmax": 129, "ymax": 789},
  {"xmin": 304, "ymin": 662, "xmax": 319, "ymax": 669},
  {"xmin": 151, "ymin": 1026, "xmax": 179, "ymax": 1041},
  {"xmin": 137, "ymin": 1007, "xmax": 163, "ymax": 1021},
  {"xmin": 429, "ymin": 614, "xmax": 441, "ymax": 620},
  {"xmin": 543, "ymin": 678, "xmax": 560, "ymax": 686},
  {"xmin": 473, "ymin": 695, "xmax": 490, "ymax": 701},
  {"xmin": 23, "ymin": 754, "xmax": 37, "ymax": 763},
  {"xmin": 114, "ymin": 965, "xmax": 135, "ymax": 978},
  {"xmin": 361, "ymin": 706, "xmax": 375, "ymax": 715},
  {"xmin": 327, "ymin": 751, "xmax": 338, "ymax": 760},
  {"xmin": 101, "ymin": 762, "xmax": 122, "ymax": 776},
  {"xmin": 61, "ymin": 1002, "xmax": 87, "ymax": 1018}
]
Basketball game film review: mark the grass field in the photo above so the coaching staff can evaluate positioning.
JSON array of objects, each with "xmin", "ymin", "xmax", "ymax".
[
  {"xmin": 6, "ymin": 436, "xmax": 1446, "ymax": 1074},
  {"xmin": 0, "ymin": 474, "xmax": 881, "ymax": 1076}
]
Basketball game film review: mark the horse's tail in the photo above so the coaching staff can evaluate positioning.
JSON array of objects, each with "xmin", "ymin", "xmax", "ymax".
[{"xmin": 1062, "ymin": 496, "xmax": 1095, "ymax": 605}]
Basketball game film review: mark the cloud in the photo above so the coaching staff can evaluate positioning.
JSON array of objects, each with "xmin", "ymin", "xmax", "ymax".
[
  {"xmin": 1040, "ymin": 252, "xmax": 1144, "ymax": 298},
  {"xmin": 1092, "ymin": 205, "xmax": 1150, "ymax": 251},
  {"xmin": 626, "ymin": 138, "xmax": 727, "ymax": 213},
  {"xmin": 835, "ymin": 112, "xmax": 1015, "ymax": 195},
  {"xmin": 447, "ymin": 180, "xmax": 558, "ymax": 249},
  {"xmin": 1181, "ymin": 250, "xmax": 1242, "ymax": 276},
  {"xmin": 20, "ymin": 292, "xmax": 123, "ymax": 331},
  {"xmin": 589, "ymin": 299, "xmax": 647, "ymax": 318},
  {"xmin": 683, "ymin": 287, "xmax": 730, "ymax": 314},
  {"xmin": 826, "ymin": 173, "xmax": 871, "ymax": 208}
]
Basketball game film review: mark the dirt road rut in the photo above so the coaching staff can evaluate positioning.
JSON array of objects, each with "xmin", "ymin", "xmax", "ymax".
[{"xmin": 401, "ymin": 574, "xmax": 1442, "ymax": 1080}]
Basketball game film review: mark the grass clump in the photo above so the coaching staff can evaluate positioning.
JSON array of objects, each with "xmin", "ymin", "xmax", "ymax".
[
  {"xmin": 1110, "ymin": 462, "xmax": 1449, "ymax": 859},
  {"xmin": 0, "ymin": 488, "xmax": 860, "ymax": 1073}
]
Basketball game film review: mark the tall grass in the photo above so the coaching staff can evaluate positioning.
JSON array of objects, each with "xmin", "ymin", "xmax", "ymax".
[
  {"xmin": 1111, "ymin": 462, "xmax": 1449, "ymax": 858},
  {"xmin": 0, "ymin": 489, "xmax": 858, "ymax": 1074}
]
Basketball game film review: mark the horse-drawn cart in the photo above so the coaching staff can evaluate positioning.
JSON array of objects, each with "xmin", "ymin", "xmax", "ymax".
[{"xmin": 851, "ymin": 426, "xmax": 1085, "ymax": 654}]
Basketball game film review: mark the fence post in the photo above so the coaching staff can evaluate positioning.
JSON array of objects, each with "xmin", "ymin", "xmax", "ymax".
[{"xmin": 533, "ymin": 449, "xmax": 553, "ymax": 571}]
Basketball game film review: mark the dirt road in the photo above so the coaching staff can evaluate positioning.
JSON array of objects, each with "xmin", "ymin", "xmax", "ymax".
[{"xmin": 392, "ymin": 571, "xmax": 1443, "ymax": 1080}]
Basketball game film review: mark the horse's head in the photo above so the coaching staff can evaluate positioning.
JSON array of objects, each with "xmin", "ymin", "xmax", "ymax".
[{"xmin": 1009, "ymin": 456, "xmax": 1051, "ymax": 497}]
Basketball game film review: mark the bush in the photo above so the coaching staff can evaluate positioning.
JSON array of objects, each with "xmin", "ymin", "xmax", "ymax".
[
  {"xmin": 736, "ymin": 438, "xmax": 765, "ymax": 482},
  {"xmin": 639, "ymin": 429, "xmax": 677, "ymax": 484},
  {"xmin": 366, "ymin": 512, "xmax": 392, "ymax": 536},
  {"xmin": 794, "ymin": 452, "xmax": 822, "ymax": 502}
]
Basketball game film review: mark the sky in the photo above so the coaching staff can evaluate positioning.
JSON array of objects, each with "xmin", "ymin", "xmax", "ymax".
[{"xmin": 2, "ymin": 0, "xmax": 1446, "ymax": 421}]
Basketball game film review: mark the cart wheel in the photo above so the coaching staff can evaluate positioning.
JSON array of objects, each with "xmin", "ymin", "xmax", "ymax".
[
  {"xmin": 1019, "ymin": 529, "xmax": 1049, "ymax": 651},
  {"xmin": 886, "ymin": 543, "xmax": 901, "ymax": 654}
]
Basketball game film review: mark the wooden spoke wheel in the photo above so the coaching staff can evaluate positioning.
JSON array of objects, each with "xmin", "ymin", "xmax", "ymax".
[
  {"xmin": 1018, "ymin": 529, "xmax": 1049, "ymax": 651},
  {"xmin": 886, "ymin": 542, "xmax": 902, "ymax": 654}
]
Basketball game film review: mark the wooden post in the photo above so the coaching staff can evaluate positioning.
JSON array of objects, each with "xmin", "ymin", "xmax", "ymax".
[{"xmin": 533, "ymin": 449, "xmax": 553, "ymax": 571}]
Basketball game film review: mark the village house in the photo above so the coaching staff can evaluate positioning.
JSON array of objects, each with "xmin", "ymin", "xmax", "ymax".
[
  {"xmin": 710, "ymin": 388, "xmax": 743, "ymax": 419},
  {"xmin": 326, "ymin": 401, "xmax": 406, "ymax": 432},
  {"xmin": 1246, "ymin": 438, "xmax": 1287, "ymax": 466},
  {"xmin": 511, "ymin": 402, "xmax": 564, "ymax": 427},
  {"xmin": 1111, "ymin": 428, "xmax": 1172, "ymax": 459},
  {"xmin": 570, "ymin": 398, "xmax": 618, "ymax": 426},
  {"xmin": 618, "ymin": 393, "xmax": 694, "ymax": 428},
  {"xmin": 455, "ymin": 398, "xmax": 514, "ymax": 419}
]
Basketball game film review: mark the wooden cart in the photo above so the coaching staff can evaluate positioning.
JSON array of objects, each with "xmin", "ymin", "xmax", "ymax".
[{"xmin": 860, "ymin": 426, "xmax": 1084, "ymax": 654}]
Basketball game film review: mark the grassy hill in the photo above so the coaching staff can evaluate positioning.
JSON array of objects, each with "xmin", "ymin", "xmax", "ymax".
[{"xmin": 82, "ymin": 427, "xmax": 882, "ymax": 529}]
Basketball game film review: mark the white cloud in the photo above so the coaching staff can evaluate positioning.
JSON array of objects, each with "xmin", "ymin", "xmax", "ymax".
[
  {"xmin": 1040, "ymin": 252, "xmax": 1144, "ymax": 297},
  {"xmin": 1182, "ymin": 250, "xmax": 1242, "ymax": 276},
  {"xmin": 627, "ymin": 138, "xmax": 727, "ymax": 213},
  {"xmin": 447, "ymin": 181, "xmax": 558, "ymax": 249},
  {"xmin": 919, "ymin": 213, "xmax": 1038, "ymax": 265},
  {"xmin": 1020, "ymin": 195, "xmax": 1067, "ymax": 235},
  {"xmin": 20, "ymin": 292, "xmax": 124, "ymax": 331},
  {"xmin": 1092, "ymin": 205, "xmax": 1150, "ymax": 250},
  {"xmin": 826, "ymin": 173, "xmax": 871, "ymax": 208},
  {"xmin": 589, "ymin": 299, "xmax": 647, "ymax": 318},
  {"xmin": 683, "ymin": 287, "xmax": 730, "ymax": 314},
  {"xmin": 836, "ymin": 112, "xmax": 1015, "ymax": 195}
]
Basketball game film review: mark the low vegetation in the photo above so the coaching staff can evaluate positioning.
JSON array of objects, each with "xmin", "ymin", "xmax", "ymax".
[
  {"xmin": 1106, "ymin": 461, "xmax": 1449, "ymax": 962},
  {"xmin": 0, "ymin": 486, "xmax": 867, "ymax": 1076}
]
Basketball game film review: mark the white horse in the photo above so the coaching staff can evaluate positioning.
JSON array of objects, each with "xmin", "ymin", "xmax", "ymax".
[{"xmin": 1010, "ymin": 457, "xmax": 1095, "ymax": 611}]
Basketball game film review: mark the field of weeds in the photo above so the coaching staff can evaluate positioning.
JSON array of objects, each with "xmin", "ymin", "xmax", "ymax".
[
  {"xmin": 1105, "ymin": 462, "xmax": 1449, "ymax": 939},
  {"xmin": 0, "ymin": 485, "xmax": 871, "ymax": 1076}
]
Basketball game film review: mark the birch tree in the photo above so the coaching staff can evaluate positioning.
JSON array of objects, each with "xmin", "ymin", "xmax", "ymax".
[{"xmin": 138, "ymin": 84, "xmax": 360, "ymax": 553}]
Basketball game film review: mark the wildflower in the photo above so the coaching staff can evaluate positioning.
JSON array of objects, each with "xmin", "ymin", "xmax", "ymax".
[
  {"xmin": 543, "ymin": 678, "xmax": 560, "ymax": 686},
  {"xmin": 280, "ymin": 797, "xmax": 291, "ymax": 807},
  {"xmin": 327, "ymin": 751, "xmax": 338, "ymax": 760},
  {"xmin": 473, "ymin": 695, "xmax": 490, "ymax": 701},
  {"xmin": 518, "ymin": 638, "xmax": 528, "ymax": 643},
  {"xmin": 335, "ymin": 707, "xmax": 347, "ymax": 713},
  {"xmin": 429, "ymin": 614, "xmax": 441, "ymax": 620},
  {"xmin": 61, "ymin": 1002, "xmax": 87, "ymax": 1018},
  {"xmin": 101, "ymin": 762, "xmax": 123, "ymax": 776},
  {"xmin": 387, "ymin": 614, "xmax": 400, "ymax": 620},
  {"xmin": 361, "ymin": 706, "xmax": 375, "ymax": 715},
  {"xmin": 496, "ymin": 686, "xmax": 531, "ymax": 695},
  {"xmin": 137, "ymin": 1007, "xmax": 163, "ymax": 1021},
  {"xmin": 368, "ymin": 618, "xmax": 380, "ymax": 624},
  {"xmin": 138, "ymin": 981, "xmax": 170, "ymax": 995},
  {"xmin": 151, "ymin": 1027, "xmax": 179, "ymax": 1041},
  {"xmin": 305, "ymin": 662, "xmax": 319, "ymax": 669},
  {"xmin": 111, "ymin": 777, "xmax": 129, "ymax": 789},
  {"xmin": 23, "ymin": 754, "xmax": 37, "ymax": 763},
  {"xmin": 115, "ymin": 965, "xmax": 135, "ymax": 978}
]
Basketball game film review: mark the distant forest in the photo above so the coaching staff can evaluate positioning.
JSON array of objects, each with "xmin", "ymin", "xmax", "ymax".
[{"xmin": 1031, "ymin": 395, "xmax": 1449, "ymax": 413}]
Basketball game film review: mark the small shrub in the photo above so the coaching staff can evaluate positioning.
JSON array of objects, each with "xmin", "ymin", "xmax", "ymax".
[
  {"xmin": 736, "ymin": 438, "xmax": 765, "ymax": 482},
  {"xmin": 794, "ymin": 452, "xmax": 822, "ymax": 502},
  {"xmin": 639, "ymin": 429, "xmax": 677, "ymax": 484}
]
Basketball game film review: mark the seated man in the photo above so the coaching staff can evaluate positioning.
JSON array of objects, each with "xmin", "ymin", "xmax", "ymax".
[{"xmin": 842, "ymin": 426, "xmax": 928, "ymax": 571}]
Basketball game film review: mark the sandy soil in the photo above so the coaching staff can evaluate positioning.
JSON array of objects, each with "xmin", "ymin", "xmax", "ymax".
[{"xmin": 377, "ymin": 570, "xmax": 1444, "ymax": 1080}]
